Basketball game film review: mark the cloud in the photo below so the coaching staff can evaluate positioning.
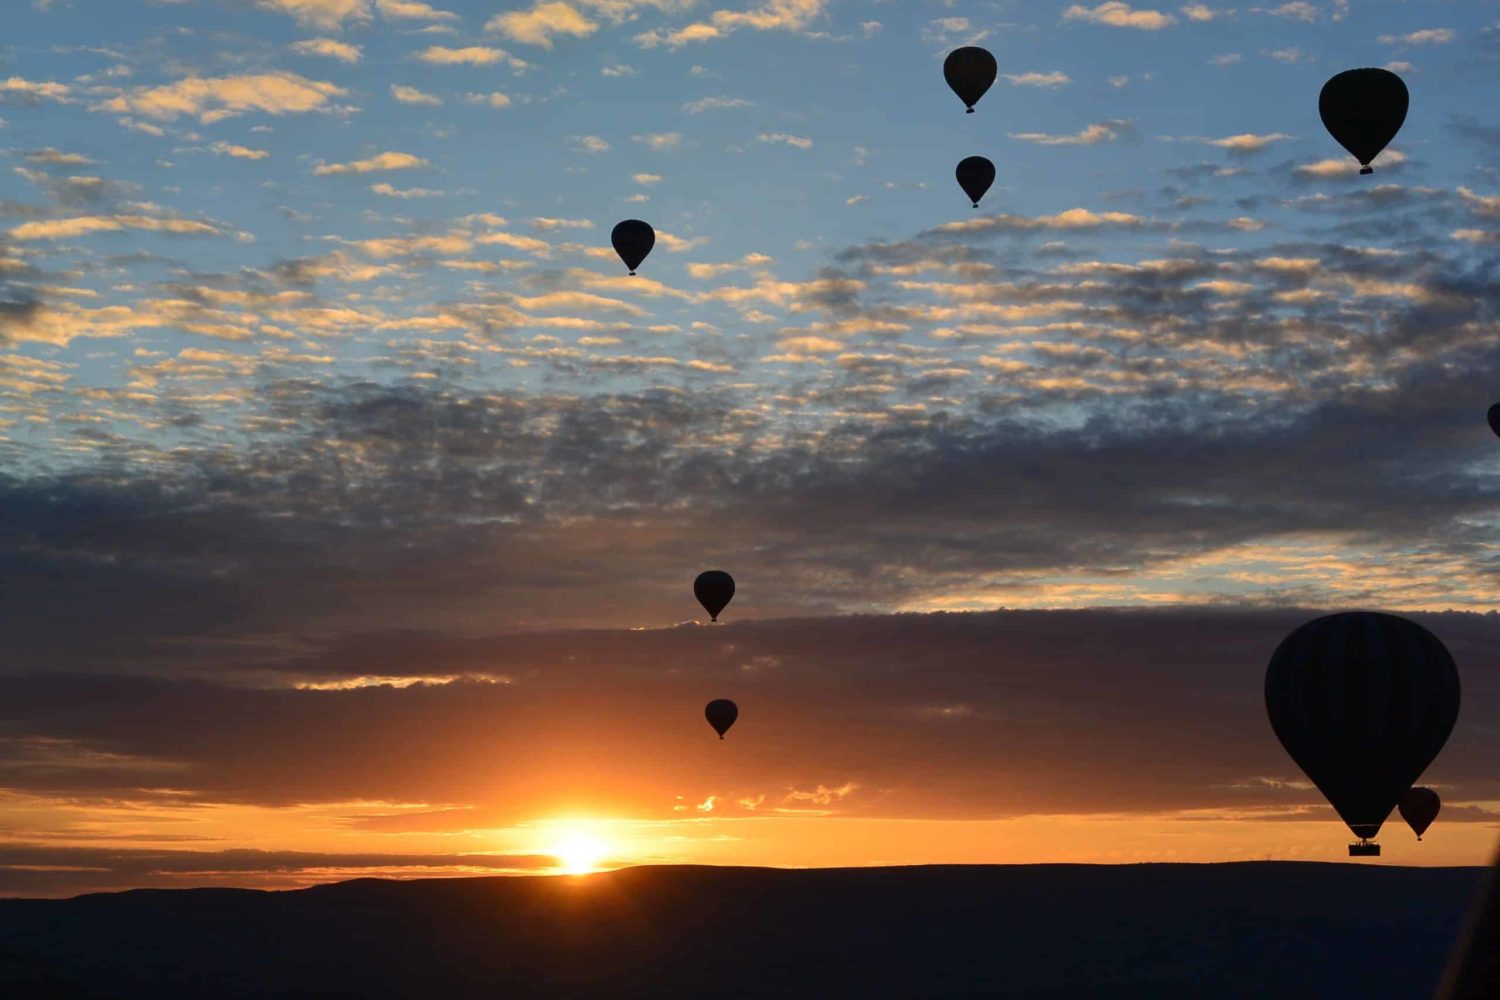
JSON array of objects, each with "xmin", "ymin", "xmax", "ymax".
[
  {"xmin": 415, "ymin": 46, "xmax": 517, "ymax": 66},
  {"xmin": 1378, "ymin": 28, "xmax": 1456, "ymax": 46},
  {"xmin": 1063, "ymin": 3, "xmax": 1176, "ymax": 29},
  {"xmin": 1263, "ymin": 47, "xmax": 1309, "ymax": 64},
  {"xmin": 1004, "ymin": 72, "xmax": 1072, "ymax": 88},
  {"xmin": 568, "ymin": 134, "xmax": 610, "ymax": 153},
  {"xmin": 95, "ymin": 72, "xmax": 347, "ymax": 123},
  {"xmin": 1261, "ymin": 2, "xmax": 1317, "ymax": 21},
  {"xmin": 376, "ymin": 0, "xmax": 458, "ymax": 19},
  {"xmin": 24, "ymin": 148, "xmax": 95, "ymax": 166},
  {"xmin": 0, "ymin": 77, "xmax": 72, "ymax": 103},
  {"xmin": 313, "ymin": 151, "xmax": 429, "ymax": 174},
  {"xmin": 370, "ymin": 182, "xmax": 441, "ymax": 198},
  {"xmin": 210, "ymin": 141, "xmax": 271, "ymax": 160},
  {"xmin": 465, "ymin": 91, "xmax": 512, "ymax": 108},
  {"xmin": 636, "ymin": 0, "xmax": 829, "ymax": 47},
  {"xmin": 1294, "ymin": 150, "xmax": 1406, "ymax": 178},
  {"xmin": 1457, "ymin": 187, "xmax": 1500, "ymax": 217},
  {"xmin": 529, "ymin": 217, "xmax": 593, "ymax": 230},
  {"xmin": 757, "ymin": 132, "xmax": 813, "ymax": 149},
  {"xmin": 9, "ymin": 214, "xmax": 224, "ymax": 240},
  {"xmin": 486, "ymin": 2, "xmax": 598, "ymax": 48},
  {"xmin": 255, "ymin": 0, "xmax": 372, "ymax": 31},
  {"xmin": 391, "ymin": 84, "xmax": 442, "ymax": 105},
  {"xmin": 289, "ymin": 38, "xmax": 363, "ymax": 62},
  {"xmin": 683, "ymin": 95, "xmax": 754, "ymax": 113},
  {"xmin": 1180, "ymin": 3, "xmax": 1217, "ymax": 20},
  {"xmin": 1008, "ymin": 120, "xmax": 1131, "ymax": 146},
  {"xmin": 0, "ymin": 844, "xmax": 551, "ymax": 894},
  {"xmin": 1196, "ymin": 133, "xmax": 1292, "ymax": 154},
  {"xmin": 633, "ymin": 131, "xmax": 682, "ymax": 150}
]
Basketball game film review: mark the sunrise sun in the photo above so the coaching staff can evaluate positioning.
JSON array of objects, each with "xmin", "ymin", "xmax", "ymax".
[{"xmin": 550, "ymin": 829, "xmax": 610, "ymax": 875}]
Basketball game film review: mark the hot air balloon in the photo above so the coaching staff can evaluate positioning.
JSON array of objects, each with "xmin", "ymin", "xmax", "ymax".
[
  {"xmin": 1487, "ymin": 403, "xmax": 1500, "ymax": 439},
  {"xmin": 705, "ymin": 699, "xmax": 738, "ymax": 740},
  {"xmin": 1318, "ymin": 69, "xmax": 1408, "ymax": 175},
  {"xmin": 611, "ymin": 220, "xmax": 655, "ymax": 275},
  {"xmin": 1400, "ymin": 787, "xmax": 1441, "ymax": 841},
  {"xmin": 694, "ymin": 570, "xmax": 735, "ymax": 622},
  {"xmin": 1265, "ymin": 612, "xmax": 1460, "ymax": 856},
  {"xmin": 943, "ymin": 46, "xmax": 997, "ymax": 114},
  {"xmin": 955, "ymin": 156, "xmax": 995, "ymax": 208}
]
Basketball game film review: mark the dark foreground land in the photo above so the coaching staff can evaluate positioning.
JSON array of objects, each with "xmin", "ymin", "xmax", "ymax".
[{"xmin": 0, "ymin": 862, "xmax": 1487, "ymax": 998}]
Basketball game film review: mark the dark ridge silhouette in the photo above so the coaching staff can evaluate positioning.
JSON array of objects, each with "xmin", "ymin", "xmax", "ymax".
[{"xmin": 0, "ymin": 862, "xmax": 1485, "ymax": 998}]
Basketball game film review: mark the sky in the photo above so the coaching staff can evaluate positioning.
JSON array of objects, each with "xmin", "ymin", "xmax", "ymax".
[{"xmin": 1, "ymin": 0, "xmax": 1498, "ymax": 896}]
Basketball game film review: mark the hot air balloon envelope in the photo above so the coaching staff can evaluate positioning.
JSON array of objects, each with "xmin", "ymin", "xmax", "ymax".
[
  {"xmin": 1399, "ymin": 786, "xmax": 1441, "ymax": 840},
  {"xmin": 1487, "ymin": 403, "xmax": 1500, "ymax": 439},
  {"xmin": 705, "ymin": 699, "xmax": 738, "ymax": 739},
  {"xmin": 943, "ymin": 46, "xmax": 997, "ymax": 113},
  {"xmin": 694, "ymin": 570, "xmax": 735, "ymax": 622},
  {"xmin": 1265, "ymin": 612, "xmax": 1460, "ymax": 848},
  {"xmin": 611, "ymin": 219, "xmax": 655, "ymax": 275},
  {"xmin": 1318, "ymin": 69, "xmax": 1408, "ymax": 175},
  {"xmin": 955, "ymin": 156, "xmax": 995, "ymax": 208}
]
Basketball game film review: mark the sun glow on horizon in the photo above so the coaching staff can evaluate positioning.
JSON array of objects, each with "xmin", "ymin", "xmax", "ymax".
[{"xmin": 548, "ymin": 826, "xmax": 613, "ymax": 875}]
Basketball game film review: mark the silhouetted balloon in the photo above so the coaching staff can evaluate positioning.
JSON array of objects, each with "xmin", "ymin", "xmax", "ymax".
[
  {"xmin": 705, "ymin": 699, "xmax": 738, "ymax": 740},
  {"xmin": 694, "ymin": 570, "xmax": 735, "ymax": 622},
  {"xmin": 943, "ymin": 46, "xmax": 997, "ymax": 113},
  {"xmin": 1400, "ymin": 787, "xmax": 1441, "ymax": 840},
  {"xmin": 1487, "ymin": 403, "xmax": 1500, "ymax": 439},
  {"xmin": 1319, "ymin": 69, "xmax": 1408, "ymax": 175},
  {"xmin": 955, "ymin": 156, "xmax": 995, "ymax": 208},
  {"xmin": 1265, "ymin": 612, "xmax": 1460, "ymax": 854},
  {"xmin": 611, "ymin": 220, "xmax": 655, "ymax": 275}
]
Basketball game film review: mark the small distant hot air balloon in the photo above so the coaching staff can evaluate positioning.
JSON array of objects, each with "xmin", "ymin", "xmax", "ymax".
[
  {"xmin": 955, "ymin": 156, "xmax": 995, "ymax": 208},
  {"xmin": 611, "ymin": 220, "xmax": 655, "ymax": 275},
  {"xmin": 1487, "ymin": 403, "xmax": 1500, "ymax": 439},
  {"xmin": 1319, "ymin": 69, "xmax": 1408, "ymax": 175},
  {"xmin": 1265, "ymin": 612, "xmax": 1461, "ymax": 857},
  {"xmin": 705, "ymin": 699, "xmax": 738, "ymax": 740},
  {"xmin": 943, "ymin": 46, "xmax": 997, "ymax": 114},
  {"xmin": 694, "ymin": 570, "xmax": 735, "ymax": 622},
  {"xmin": 1400, "ymin": 787, "xmax": 1441, "ymax": 841}
]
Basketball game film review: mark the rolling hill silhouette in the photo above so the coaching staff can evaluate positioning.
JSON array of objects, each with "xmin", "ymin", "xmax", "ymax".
[{"xmin": 0, "ymin": 862, "xmax": 1486, "ymax": 998}]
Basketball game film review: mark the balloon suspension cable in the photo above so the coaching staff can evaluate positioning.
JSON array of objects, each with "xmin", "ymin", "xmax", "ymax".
[{"xmin": 1360, "ymin": 166, "xmax": 1373, "ymax": 175}]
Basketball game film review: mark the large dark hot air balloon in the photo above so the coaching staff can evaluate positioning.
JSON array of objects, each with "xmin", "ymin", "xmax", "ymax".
[
  {"xmin": 705, "ymin": 699, "xmax": 738, "ymax": 740},
  {"xmin": 611, "ymin": 219, "xmax": 655, "ymax": 275},
  {"xmin": 694, "ymin": 570, "xmax": 735, "ymax": 622},
  {"xmin": 1400, "ymin": 786, "xmax": 1441, "ymax": 841},
  {"xmin": 955, "ymin": 156, "xmax": 995, "ymax": 208},
  {"xmin": 1265, "ymin": 612, "xmax": 1461, "ymax": 856},
  {"xmin": 1487, "ymin": 403, "xmax": 1500, "ymax": 439},
  {"xmin": 943, "ymin": 46, "xmax": 997, "ymax": 114},
  {"xmin": 1318, "ymin": 69, "xmax": 1408, "ymax": 175}
]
